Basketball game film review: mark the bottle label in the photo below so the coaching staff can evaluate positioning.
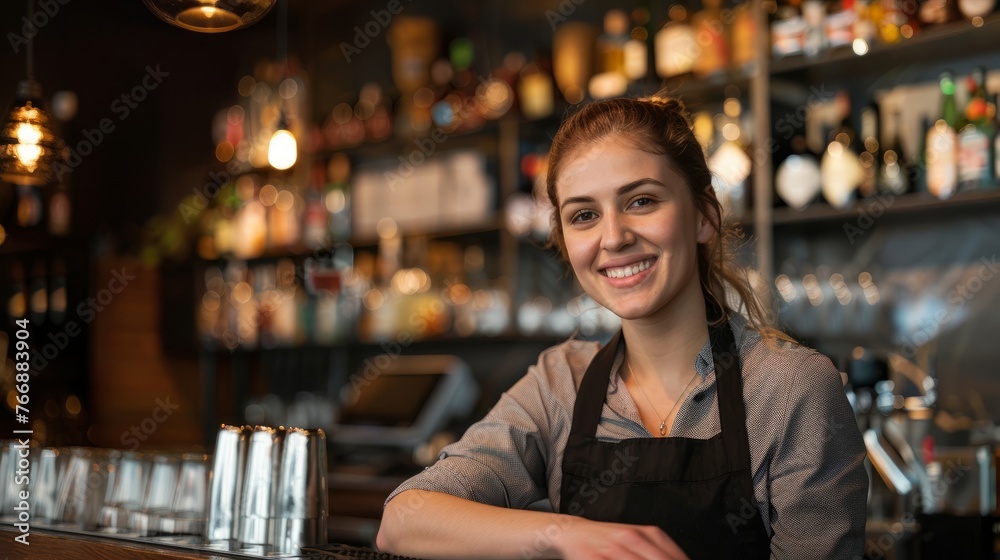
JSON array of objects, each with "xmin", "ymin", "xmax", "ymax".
[
  {"xmin": 926, "ymin": 126, "xmax": 958, "ymax": 199},
  {"xmin": 655, "ymin": 27, "xmax": 697, "ymax": 77},
  {"xmin": 957, "ymin": 127, "xmax": 989, "ymax": 187}
]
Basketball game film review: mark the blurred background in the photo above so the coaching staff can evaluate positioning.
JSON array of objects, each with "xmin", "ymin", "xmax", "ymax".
[{"xmin": 1, "ymin": 0, "xmax": 999, "ymax": 556}]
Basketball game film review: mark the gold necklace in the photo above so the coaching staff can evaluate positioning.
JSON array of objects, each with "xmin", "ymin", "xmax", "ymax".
[{"xmin": 626, "ymin": 359, "xmax": 699, "ymax": 436}]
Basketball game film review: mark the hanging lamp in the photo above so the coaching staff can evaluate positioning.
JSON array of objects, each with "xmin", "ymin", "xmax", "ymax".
[
  {"xmin": 0, "ymin": 0, "xmax": 65, "ymax": 186},
  {"xmin": 267, "ymin": 0, "xmax": 296, "ymax": 170},
  {"xmin": 142, "ymin": 0, "xmax": 277, "ymax": 33}
]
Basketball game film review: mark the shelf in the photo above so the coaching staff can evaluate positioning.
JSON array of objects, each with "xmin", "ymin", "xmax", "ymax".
[
  {"xmin": 770, "ymin": 14, "xmax": 1000, "ymax": 79},
  {"xmin": 198, "ymin": 216, "xmax": 506, "ymax": 263},
  {"xmin": 202, "ymin": 332, "xmax": 572, "ymax": 354},
  {"xmin": 771, "ymin": 189, "xmax": 1000, "ymax": 226},
  {"xmin": 654, "ymin": 66, "xmax": 754, "ymax": 102},
  {"xmin": 0, "ymin": 231, "xmax": 88, "ymax": 256}
]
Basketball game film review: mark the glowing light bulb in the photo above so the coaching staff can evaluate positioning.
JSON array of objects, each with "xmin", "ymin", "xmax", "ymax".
[{"xmin": 267, "ymin": 129, "xmax": 296, "ymax": 170}]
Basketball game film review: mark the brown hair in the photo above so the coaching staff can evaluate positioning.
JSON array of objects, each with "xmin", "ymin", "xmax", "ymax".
[{"xmin": 545, "ymin": 95, "xmax": 788, "ymax": 340}]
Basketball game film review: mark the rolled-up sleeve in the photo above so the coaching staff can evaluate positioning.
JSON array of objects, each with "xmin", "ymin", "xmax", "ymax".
[
  {"xmin": 767, "ymin": 351, "xmax": 869, "ymax": 560},
  {"xmin": 384, "ymin": 362, "xmax": 560, "ymax": 509}
]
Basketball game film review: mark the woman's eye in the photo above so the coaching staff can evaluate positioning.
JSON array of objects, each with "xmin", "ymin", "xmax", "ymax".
[
  {"xmin": 631, "ymin": 196, "xmax": 653, "ymax": 208},
  {"xmin": 571, "ymin": 210, "xmax": 596, "ymax": 223}
]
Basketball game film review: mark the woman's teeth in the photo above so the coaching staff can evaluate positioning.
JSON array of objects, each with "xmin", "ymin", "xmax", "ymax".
[{"xmin": 602, "ymin": 259, "xmax": 653, "ymax": 279}]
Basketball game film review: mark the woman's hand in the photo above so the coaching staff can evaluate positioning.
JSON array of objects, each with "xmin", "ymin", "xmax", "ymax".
[{"xmin": 551, "ymin": 517, "xmax": 690, "ymax": 560}]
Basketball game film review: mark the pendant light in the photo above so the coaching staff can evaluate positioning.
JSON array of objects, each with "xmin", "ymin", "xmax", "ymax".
[
  {"xmin": 0, "ymin": 0, "xmax": 64, "ymax": 187},
  {"xmin": 267, "ymin": 0, "xmax": 296, "ymax": 171},
  {"xmin": 142, "ymin": 0, "xmax": 277, "ymax": 33}
]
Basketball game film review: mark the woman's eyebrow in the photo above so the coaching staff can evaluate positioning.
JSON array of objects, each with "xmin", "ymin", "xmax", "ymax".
[{"xmin": 559, "ymin": 178, "xmax": 667, "ymax": 211}]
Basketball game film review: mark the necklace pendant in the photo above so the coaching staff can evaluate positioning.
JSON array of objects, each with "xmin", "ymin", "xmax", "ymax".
[{"xmin": 659, "ymin": 421, "xmax": 666, "ymax": 436}]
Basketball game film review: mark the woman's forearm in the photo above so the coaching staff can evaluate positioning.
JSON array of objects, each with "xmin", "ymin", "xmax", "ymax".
[{"xmin": 377, "ymin": 489, "xmax": 572, "ymax": 560}]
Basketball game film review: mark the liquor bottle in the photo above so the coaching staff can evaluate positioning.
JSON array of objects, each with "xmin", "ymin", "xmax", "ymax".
[
  {"xmin": 825, "ymin": 1, "xmax": 856, "ymax": 50},
  {"xmin": 589, "ymin": 9, "xmax": 630, "ymax": 99},
  {"xmin": 708, "ymin": 98, "xmax": 751, "ymax": 219},
  {"xmin": 692, "ymin": 0, "xmax": 729, "ymax": 75},
  {"xmin": 878, "ymin": 111, "xmax": 911, "ymax": 195},
  {"xmin": 553, "ymin": 21, "xmax": 597, "ymax": 104},
  {"xmin": 919, "ymin": 0, "xmax": 961, "ymax": 25},
  {"xmin": 518, "ymin": 61, "xmax": 555, "ymax": 120},
  {"xmin": 624, "ymin": 11, "xmax": 649, "ymax": 82},
  {"xmin": 821, "ymin": 94, "xmax": 864, "ymax": 208},
  {"xmin": 730, "ymin": 0, "xmax": 758, "ymax": 70},
  {"xmin": 776, "ymin": 135, "xmax": 823, "ymax": 210},
  {"xmin": 859, "ymin": 103, "xmax": 880, "ymax": 198},
  {"xmin": 957, "ymin": 67, "xmax": 995, "ymax": 191},
  {"xmin": 772, "ymin": 3, "xmax": 807, "ymax": 57},
  {"xmin": 958, "ymin": 0, "xmax": 997, "ymax": 20},
  {"xmin": 802, "ymin": 0, "xmax": 827, "ymax": 56},
  {"xmin": 326, "ymin": 153, "xmax": 352, "ymax": 242},
  {"xmin": 926, "ymin": 71, "xmax": 959, "ymax": 199},
  {"xmin": 655, "ymin": 5, "xmax": 698, "ymax": 78},
  {"xmin": 596, "ymin": 9, "xmax": 628, "ymax": 75}
]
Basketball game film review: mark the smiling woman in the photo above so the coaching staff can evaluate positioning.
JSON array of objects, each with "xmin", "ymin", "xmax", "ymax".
[{"xmin": 377, "ymin": 97, "xmax": 869, "ymax": 560}]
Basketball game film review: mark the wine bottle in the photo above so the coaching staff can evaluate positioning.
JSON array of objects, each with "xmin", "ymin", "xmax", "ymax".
[
  {"xmin": 655, "ymin": 4, "xmax": 698, "ymax": 79},
  {"xmin": 859, "ymin": 103, "xmax": 880, "ymax": 197},
  {"xmin": 956, "ymin": 67, "xmax": 994, "ymax": 191},
  {"xmin": 878, "ymin": 111, "xmax": 911, "ymax": 195},
  {"xmin": 926, "ymin": 71, "xmax": 959, "ymax": 199},
  {"xmin": 692, "ymin": 0, "xmax": 729, "ymax": 76}
]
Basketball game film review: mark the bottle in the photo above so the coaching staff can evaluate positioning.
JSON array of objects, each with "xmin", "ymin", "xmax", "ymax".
[
  {"xmin": 926, "ymin": 72, "xmax": 959, "ymax": 199},
  {"xmin": 326, "ymin": 153, "xmax": 352, "ymax": 242},
  {"xmin": 957, "ymin": 67, "xmax": 995, "ymax": 191},
  {"xmin": 589, "ymin": 9, "xmax": 630, "ymax": 99},
  {"xmin": 825, "ymin": 1, "xmax": 856, "ymax": 50},
  {"xmin": 802, "ymin": 0, "xmax": 828, "ymax": 56},
  {"xmin": 919, "ymin": 0, "xmax": 961, "ymax": 25},
  {"xmin": 692, "ymin": 0, "xmax": 729, "ymax": 75},
  {"xmin": 958, "ymin": 0, "xmax": 997, "ymax": 20},
  {"xmin": 821, "ymin": 94, "xmax": 864, "ymax": 208},
  {"xmin": 708, "ymin": 98, "xmax": 752, "ymax": 220},
  {"xmin": 859, "ymin": 103, "xmax": 880, "ymax": 198},
  {"xmin": 776, "ymin": 135, "xmax": 823, "ymax": 210},
  {"xmin": 596, "ymin": 9, "xmax": 628, "ymax": 75},
  {"xmin": 730, "ymin": 0, "xmax": 758, "ymax": 70},
  {"xmin": 655, "ymin": 5, "xmax": 698, "ymax": 78},
  {"xmin": 880, "ymin": 0, "xmax": 919, "ymax": 42},
  {"xmin": 878, "ymin": 111, "xmax": 911, "ymax": 195},
  {"xmin": 624, "ymin": 11, "xmax": 649, "ymax": 82}
]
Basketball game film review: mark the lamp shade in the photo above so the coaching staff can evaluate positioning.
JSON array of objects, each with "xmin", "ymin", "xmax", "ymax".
[
  {"xmin": 0, "ymin": 80, "xmax": 64, "ymax": 187},
  {"xmin": 142, "ymin": 0, "xmax": 277, "ymax": 33}
]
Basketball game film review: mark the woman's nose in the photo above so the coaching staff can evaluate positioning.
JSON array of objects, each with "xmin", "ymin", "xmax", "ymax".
[{"xmin": 600, "ymin": 213, "xmax": 635, "ymax": 251}]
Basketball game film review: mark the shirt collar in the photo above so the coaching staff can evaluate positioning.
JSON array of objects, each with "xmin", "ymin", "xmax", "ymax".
[{"xmin": 610, "ymin": 312, "xmax": 752, "ymax": 390}]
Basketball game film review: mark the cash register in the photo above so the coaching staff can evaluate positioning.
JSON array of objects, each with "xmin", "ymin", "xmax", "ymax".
[{"xmin": 325, "ymin": 355, "xmax": 479, "ymax": 553}]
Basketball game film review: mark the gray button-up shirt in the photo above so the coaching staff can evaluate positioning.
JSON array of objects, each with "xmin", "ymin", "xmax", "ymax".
[{"xmin": 386, "ymin": 315, "xmax": 869, "ymax": 559}]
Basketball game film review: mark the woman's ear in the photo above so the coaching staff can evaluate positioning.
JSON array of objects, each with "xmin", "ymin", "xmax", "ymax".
[{"xmin": 696, "ymin": 194, "xmax": 720, "ymax": 244}]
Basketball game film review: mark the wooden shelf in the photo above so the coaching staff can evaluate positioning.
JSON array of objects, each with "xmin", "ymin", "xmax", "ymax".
[
  {"xmin": 770, "ymin": 14, "xmax": 1000, "ymax": 78},
  {"xmin": 771, "ymin": 189, "xmax": 1000, "ymax": 226}
]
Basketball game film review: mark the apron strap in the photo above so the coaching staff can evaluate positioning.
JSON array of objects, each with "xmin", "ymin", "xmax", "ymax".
[{"xmin": 567, "ymin": 330, "xmax": 622, "ymax": 444}]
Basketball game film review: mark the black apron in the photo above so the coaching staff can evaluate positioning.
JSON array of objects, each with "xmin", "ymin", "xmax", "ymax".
[{"xmin": 559, "ymin": 321, "xmax": 771, "ymax": 559}]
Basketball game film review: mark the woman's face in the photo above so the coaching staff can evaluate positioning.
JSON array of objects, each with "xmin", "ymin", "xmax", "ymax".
[{"xmin": 555, "ymin": 135, "xmax": 714, "ymax": 323}]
